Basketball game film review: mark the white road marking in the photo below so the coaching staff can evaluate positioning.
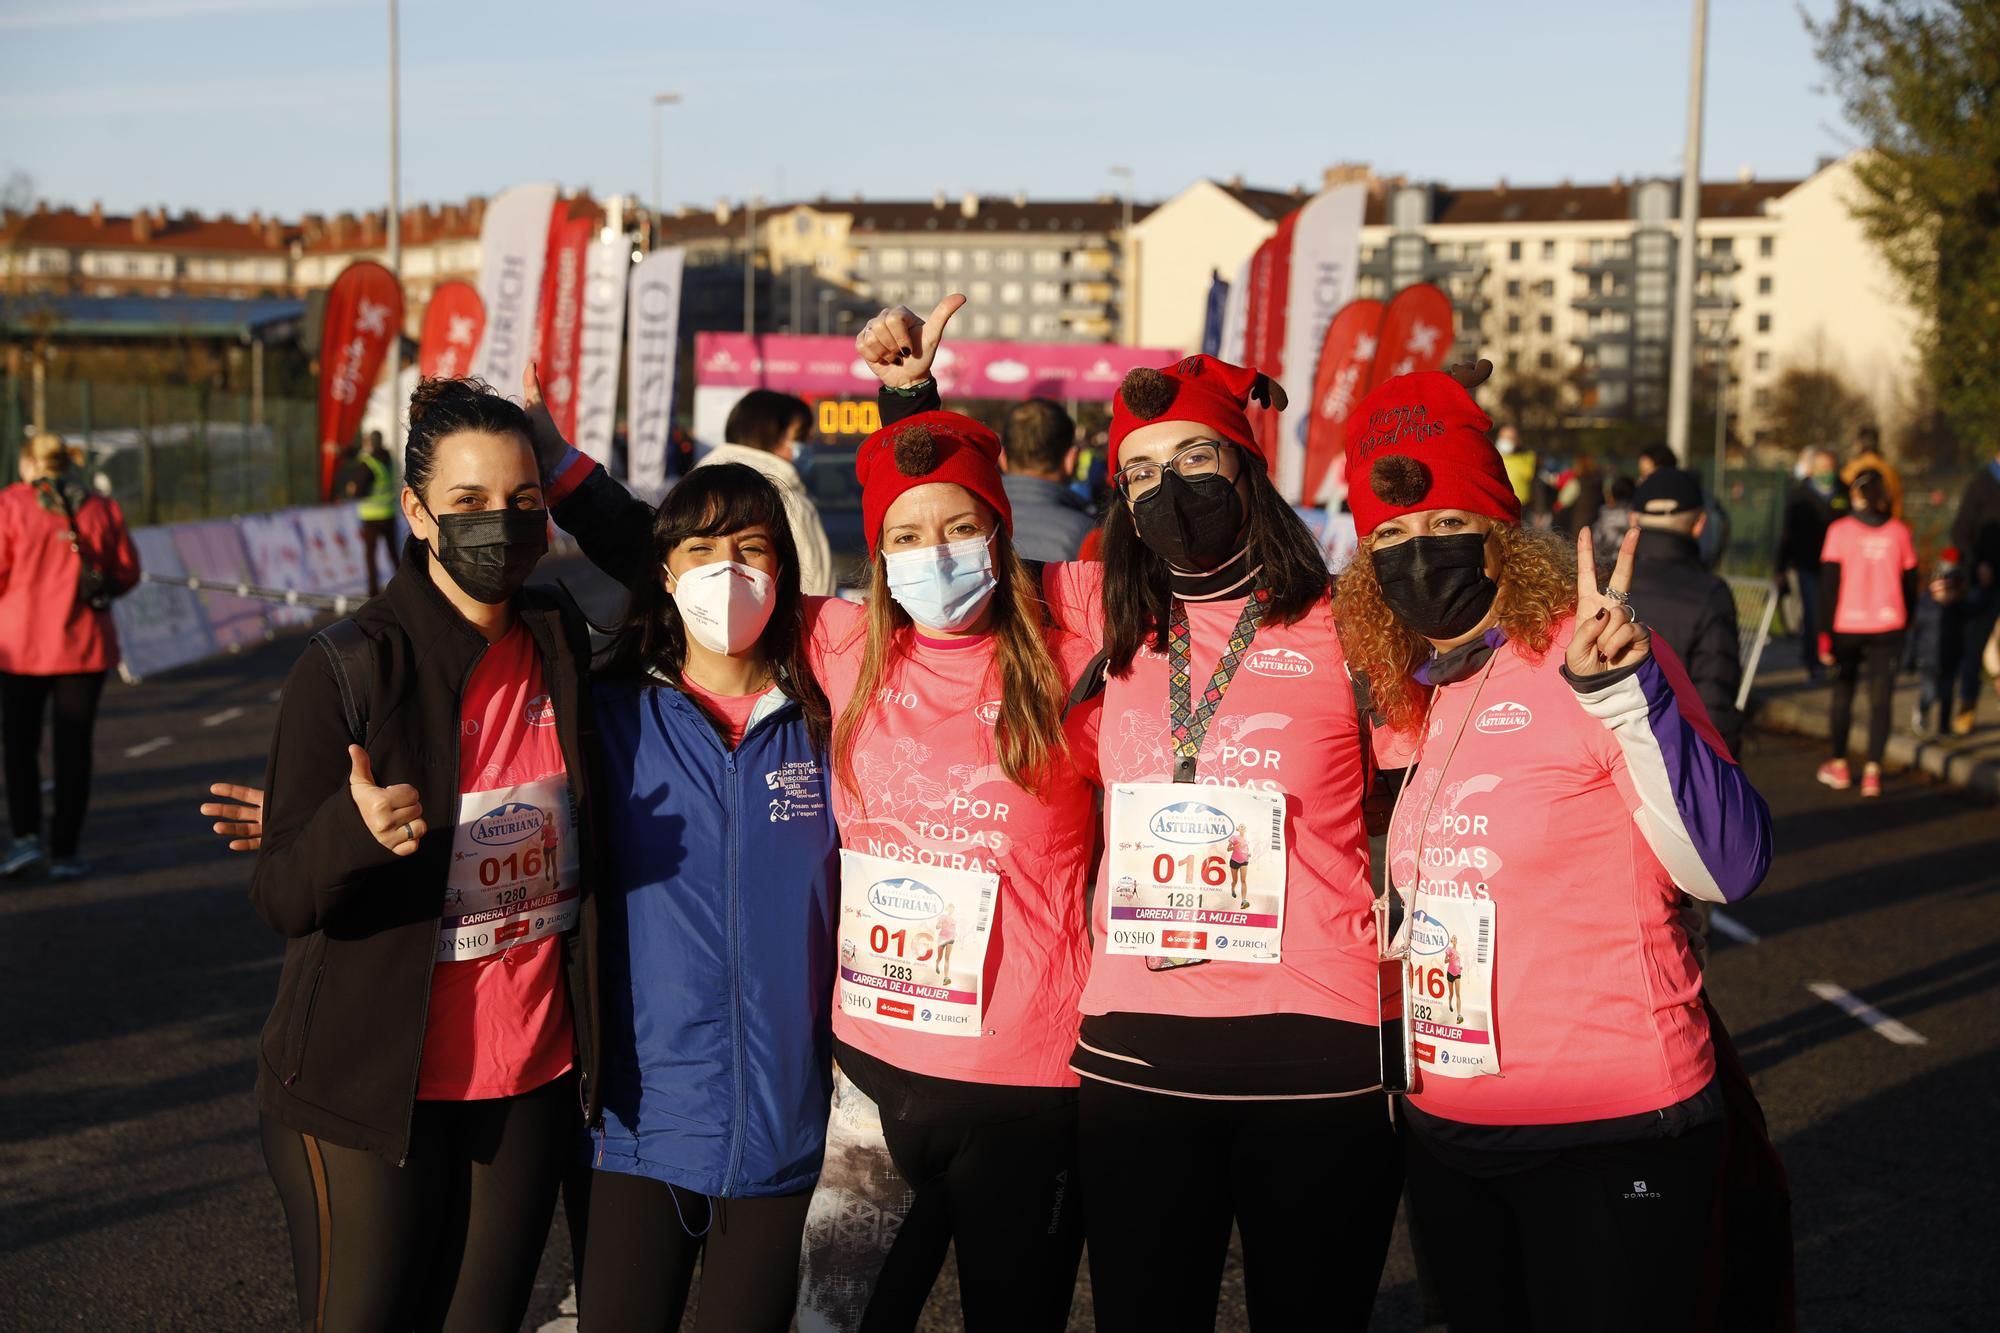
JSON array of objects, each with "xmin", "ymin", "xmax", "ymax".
[
  {"xmin": 1808, "ymin": 981, "xmax": 1929, "ymax": 1047},
  {"xmin": 1711, "ymin": 911, "xmax": 1760, "ymax": 944},
  {"xmin": 202, "ymin": 707, "xmax": 245, "ymax": 728},
  {"xmin": 123, "ymin": 737, "xmax": 172, "ymax": 759}
]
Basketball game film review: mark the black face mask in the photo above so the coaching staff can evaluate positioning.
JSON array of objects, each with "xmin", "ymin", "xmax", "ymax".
[
  {"xmin": 424, "ymin": 505, "xmax": 549, "ymax": 605},
  {"xmin": 1130, "ymin": 467, "xmax": 1245, "ymax": 571},
  {"xmin": 1371, "ymin": 532, "xmax": 1499, "ymax": 641}
]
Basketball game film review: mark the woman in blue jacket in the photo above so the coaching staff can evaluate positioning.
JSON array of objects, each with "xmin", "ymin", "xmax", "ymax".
[{"xmin": 579, "ymin": 462, "xmax": 840, "ymax": 1331}]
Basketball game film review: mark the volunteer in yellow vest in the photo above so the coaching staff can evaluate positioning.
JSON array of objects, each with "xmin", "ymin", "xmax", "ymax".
[{"xmin": 352, "ymin": 430, "xmax": 399, "ymax": 597}]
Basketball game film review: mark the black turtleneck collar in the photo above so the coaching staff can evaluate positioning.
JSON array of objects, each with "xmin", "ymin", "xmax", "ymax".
[
  {"xmin": 1854, "ymin": 508, "xmax": 1891, "ymax": 528},
  {"xmin": 1416, "ymin": 627, "xmax": 1507, "ymax": 686},
  {"xmin": 1169, "ymin": 546, "xmax": 1261, "ymax": 602}
]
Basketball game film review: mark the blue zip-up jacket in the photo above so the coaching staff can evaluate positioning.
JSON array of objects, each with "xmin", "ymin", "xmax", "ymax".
[{"xmin": 590, "ymin": 673, "xmax": 839, "ymax": 1198}]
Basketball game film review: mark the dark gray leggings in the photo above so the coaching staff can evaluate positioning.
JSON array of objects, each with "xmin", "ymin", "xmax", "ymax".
[{"xmin": 1830, "ymin": 631, "xmax": 1902, "ymax": 764}]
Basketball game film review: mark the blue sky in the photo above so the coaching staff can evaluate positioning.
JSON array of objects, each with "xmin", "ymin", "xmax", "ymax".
[{"xmin": 3, "ymin": 0, "xmax": 1857, "ymax": 217}]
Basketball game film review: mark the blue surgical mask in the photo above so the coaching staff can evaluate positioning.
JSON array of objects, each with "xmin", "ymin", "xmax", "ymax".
[{"xmin": 883, "ymin": 536, "xmax": 998, "ymax": 632}]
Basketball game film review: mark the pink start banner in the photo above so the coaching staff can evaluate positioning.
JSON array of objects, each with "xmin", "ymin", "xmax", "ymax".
[{"xmin": 694, "ymin": 333, "xmax": 1182, "ymax": 401}]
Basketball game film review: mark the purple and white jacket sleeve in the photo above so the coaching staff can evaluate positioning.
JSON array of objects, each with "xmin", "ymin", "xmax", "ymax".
[{"xmin": 1568, "ymin": 653, "xmax": 1774, "ymax": 904}]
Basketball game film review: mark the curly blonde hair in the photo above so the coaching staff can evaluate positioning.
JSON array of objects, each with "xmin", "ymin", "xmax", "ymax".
[{"xmin": 1333, "ymin": 523, "xmax": 1577, "ymax": 734}]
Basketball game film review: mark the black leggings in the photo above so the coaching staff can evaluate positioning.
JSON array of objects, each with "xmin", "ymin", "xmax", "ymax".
[
  {"xmin": 863, "ymin": 1099, "xmax": 1083, "ymax": 1332},
  {"xmin": 1, "ymin": 669, "xmax": 107, "ymax": 858},
  {"xmin": 259, "ymin": 1070, "xmax": 576, "ymax": 1333},
  {"xmin": 1403, "ymin": 1120, "xmax": 1723, "ymax": 1333},
  {"xmin": 578, "ymin": 1171, "xmax": 809, "ymax": 1332},
  {"xmin": 1829, "ymin": 631, "xmax": 1902, "ymax": 764},
  {"xmin": 1078, "ymin": 1081, "xmax": 1402, "ymax": 1332}
]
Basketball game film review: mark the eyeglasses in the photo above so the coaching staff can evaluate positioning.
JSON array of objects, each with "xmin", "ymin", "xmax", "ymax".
[{"xmin": 1114, "ymin": 441, "xmax": 1233, "ymax": 500}]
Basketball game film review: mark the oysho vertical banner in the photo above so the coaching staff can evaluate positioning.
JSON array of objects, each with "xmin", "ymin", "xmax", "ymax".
[
  {"xmin": 317, "ymin": 259, "xmax": 405, "ymax": 500},
  {"xmin": 535, "ymin": 206, "xmax": 594, "ymax": 440},
  {"xmin": 472, "ymin": 182, "xmax": 559, "ymax": 396},
  {"xmin": 418, "ymin": 280, "xmax": 485, "ymax": 379},
  {"xmin": 626, "ymin": 247, "xmax": 686, "ymax": 494},
  {"xmin": 1273, "ymin": 183, "xmax": 1367, "ymax": 500},
  {"xmin": 574, "ymin": 232, "xmax": 630, "ymax": 470}
]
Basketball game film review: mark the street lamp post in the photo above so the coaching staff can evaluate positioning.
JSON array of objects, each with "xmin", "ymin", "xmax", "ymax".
[
  {"xmin": 384, "ymin": 0, "xmax": 402, "ymax": 454},
  {"xmin": 1666, "ymin": 0, "xmax": 1709, "ymax": 464},
  {"xmin": 651, "ymin": 92, "xmax": 681, "ymax": 250},
  {"xmin": 1110, "ymin": 165, "xmax": 1134, "ymax": 344}
]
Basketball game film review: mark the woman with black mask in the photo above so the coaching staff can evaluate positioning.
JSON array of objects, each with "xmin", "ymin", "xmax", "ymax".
[
  {"xmin": 858, "ymin": 305, "xmax": 1402, "ymax": 1331},
  {"xmin": 248, "ymin": 376, "xmax": 600, "ymax": 1332}
]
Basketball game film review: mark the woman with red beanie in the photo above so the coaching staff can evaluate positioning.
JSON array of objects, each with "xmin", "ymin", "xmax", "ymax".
[
  {"xmin": 859, "ymin": 302, "xmax": 1402, "ymax": 1330},
  {"xmin": 1334, "ymin": 370, "xmax": 1776, "ymax": 1329}
]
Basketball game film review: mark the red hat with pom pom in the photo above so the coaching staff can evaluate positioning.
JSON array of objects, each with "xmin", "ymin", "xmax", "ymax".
[
  {"xmin": 855, "ymin": 410, "xmax": 1011, "ymax": 557},
  {"xmin": 1107, "ymin": 354, "xmax": 1287, "ymax": 472},
  {"xmin": 1342, "ymin": 371, "xmax": 1520, "ymax": 537}
]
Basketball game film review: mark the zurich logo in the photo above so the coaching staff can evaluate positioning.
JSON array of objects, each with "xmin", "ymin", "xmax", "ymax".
[
  {"xmin": 1148, "ymin": 800, "xmax": 1235, "ymax": 845},
  {"xmin": 471, "ymin": 801, "xmax": 544, "ymax": 847},
  {"xmin": 1408, "ymin": 908, "xmax": 1449, "ymax": 956},
  {"xmin": 867, "ymin": 878, "xmax": 945, "ymax": 922}
]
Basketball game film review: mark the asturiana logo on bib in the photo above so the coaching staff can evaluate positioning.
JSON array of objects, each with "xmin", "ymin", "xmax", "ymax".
[
  {"xmin": 1408, "ymin": 908, "xmax": 1450, "ymax": 956},
  {"xmin": 867, "ymin": 877, "xmax": 945, "ymax": 922},
  {"xmin": 1148, "ymin": 800, "xmax": 1235, "ymax": 845},
  {"xmin": 471, "ymin": 802, "xmax": 544, "ymax": 847},
  {"xmin": 1245, "ymin": 647, "xmax": 1314, "ymax": 679},
  {"xmin": 1475, "ymin": 701, "xmax": 1532, "ymax": 734},
  {"xmin": 523, "ymin": 694, "xmax": 556, "ymax": 727},
  {"xmin": 974, "ymin": 700, "xmax": 1003, "ymax": 725}
]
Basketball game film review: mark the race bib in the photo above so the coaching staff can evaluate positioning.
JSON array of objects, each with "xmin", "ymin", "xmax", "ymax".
[
  {"xmin": 440, "ymin": 777, "xmax": 580, "ymax": 963},
  {"xmin": 1104, "ymin": 782, "xmax": 1287, "ymax": 964},
  {"xmin": 1403, "ymin": 897, "xmax": 1498, "ymax": 1079},
  {"xmin": 838, "ymin": 849, "xmax": 997, "ymax": 1038}
]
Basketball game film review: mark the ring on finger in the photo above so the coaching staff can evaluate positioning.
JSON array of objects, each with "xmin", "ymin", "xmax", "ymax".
[
  {"xmin": 402, "ymin": 821, "xmax": 414, "ymax": 843},
  {"xmin": 1602, "ymin": 586, "xmax": 1629, "ymax": 607}
]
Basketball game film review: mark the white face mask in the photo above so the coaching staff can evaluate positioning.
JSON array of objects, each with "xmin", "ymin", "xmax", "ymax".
[
  {"xmin": 883, "ymin": 536, "xmax": 998, "ymax": 632},
  {"xmin": 669, "ymin": 560, "xmax": 777, "ymax": 656}
]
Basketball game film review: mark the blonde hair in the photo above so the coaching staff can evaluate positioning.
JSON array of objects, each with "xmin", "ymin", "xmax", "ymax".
[
  {"xmin": 22, "ymin": 432, "xmax": 80, "ymax": 474},
  {"xmin": 1333, "ymin": 523, "xmax": 1577, "ymax": 734}
]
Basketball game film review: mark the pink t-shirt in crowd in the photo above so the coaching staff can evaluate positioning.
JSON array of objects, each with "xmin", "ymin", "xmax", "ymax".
[
  {"xmin": 417, "ymin": 623, "xmax": 575, "ymax": 1100},
  {"xmin": 1042, "ymin": 562, "xmax": 1379, "ymax": 1031},
  {"xmin": 679, "ymin": 675, "xmax": 765, "ymax": 748},
  {"xmin": 1821, "ymin": 515, "xmax": 1917, "ymax": 634},
  {"xmin": 807, "ymin": 597, "xmax": 1100, "ymax": 1089}
]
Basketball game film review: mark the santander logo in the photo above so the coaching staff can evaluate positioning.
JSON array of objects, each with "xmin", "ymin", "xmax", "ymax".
[
  {"xmin": 1474, "ymin": 701, "xmax": 1533, "ymax": 735},
  {"xmin": 1244, "ymin": 647, "xmax": 1314, "ymax": 679}
]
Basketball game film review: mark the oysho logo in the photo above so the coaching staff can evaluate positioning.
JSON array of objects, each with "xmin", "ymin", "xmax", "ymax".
[
  {"xmin": 1245, "ymin": 647, "xmax": 1314, "ymax": 679},
  {"xmin": 867, "ymin": 877, "xmax": 945, "ymax": 922},
  {"xmin": 1147, "ymin": 800, "xmax": 1234, "ymax": 845},
  {"xmin": 974, "ymin": 700, "xmax": 1003, "ymax": 726},
  {"xmin": 523, "ymin": 693, "xmax": 556, "ymax": 727},
  {"xmin": 471, "ymin": 802, "xmax": 544, "ymax": 847},
  {"xmin": 1475, "ymin": 701, "xmax": 1532, "ymax": 735}
]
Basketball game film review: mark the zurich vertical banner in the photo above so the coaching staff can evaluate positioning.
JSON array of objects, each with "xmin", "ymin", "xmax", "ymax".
[
  {"xmin": 575, "ymin": 232, "xmax": 631, "ymax": 471},
  {"xmin": 534, "ymin": 205, "xmax": 594, "ymax": 441},
  {"xmin": 472, "ymin": 182, "xmax": 559, "ymax": 396},
  {"xmin": 1273, "ymin": 183, "xmax": 1366, "ymax": 500},
  {"xmin": 316, "ymin": 259, "xmax": 404, "ymax": 501},
  {"xmin": 418, "ymin": 280, "xmax": 485, "ymax": 379},
  {"xmin": 626, "ymin": 247, "xmax": 686, "ymax": 494}
]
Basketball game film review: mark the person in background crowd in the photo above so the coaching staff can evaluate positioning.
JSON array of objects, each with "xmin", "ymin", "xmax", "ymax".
[
  {"xmin": 1627, "ymin": 467, "xmax": 1744, "ymax": 755},
  {"xmin": 1495, "ymin": 423, "xmax": 1538, "ymax": 511},
  {"xmin": 1554, "ymin": 453, "xmax": 1603, "ymax": 538},
  {"xmin": 340, "ymin": 430, "xmax": 398, "ymax": 598},
  {"xmin": 0, "ymin": 432, "xmax": 141, "ymax": 880},
  {"xmin": 1000, "ymin": 397, "xmax": 1095, "ymax": 562},
  {"xmin": 1777, "ymin": 447, "xmax": 1847, "ymax": 682},
  {"xmin": 1817, "ymin": 469, "xmax": 1917, "ymax": 797},
  {"xmin": 1908, "ymin": 545, "xmax": 1956, "ymax": 734},
  {"xmin": 1844, "ymin": 425, "xmax": 1905, "ymax": 520},
  {"xmin": 1592, "ymin": 473, "xmax": 1636, "ymax": 570},
  {"xmin": 699, "ymin": 389, "xmax": 836, "ymax": 595},
  {"xmin": 1636, "ymin": 441, "xmax": 1677, "ymax": 480},
  {"xmin": 249, "ymin": 377, "xmax": 599, "ymax": 1331},
  {"xmin": 1943, "ymin": 443, "xmax": 2000, "ymax": 735}
]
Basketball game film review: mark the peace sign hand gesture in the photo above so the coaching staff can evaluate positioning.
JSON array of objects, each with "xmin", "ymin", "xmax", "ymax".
[
  {"xmin": 1567, "ymin": 527, "xmax": 1651, "ymax": 677},
  {"xmin": 855, "ymin": 294, "xmax": 965, "ymax": 390}
]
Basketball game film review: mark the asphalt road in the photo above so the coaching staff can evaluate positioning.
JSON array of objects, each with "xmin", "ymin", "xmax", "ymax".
[{"xmin": 2, "ymin": 570, "xmax": 1994, "ymax": 1331}]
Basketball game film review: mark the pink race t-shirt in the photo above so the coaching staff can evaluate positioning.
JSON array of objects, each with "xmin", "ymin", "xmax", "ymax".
[
  {"xmin": 1042, "ymin": 562, "xmax": 1379, "ymax": 1030},
  {"xmin": 807, "ymin": 597, "xmax": 1100, "ymax": 1088},
  {"xmin": 417, "ymin": 623, "xmax": 576, "ymax": 1101},
  {"xmin": 1822, "ymin": 516, "xmax": 1917, "ymax": 634},
  {"xmin": 680, "ymin": 675, "xmax": 764, "ymax": 748}
]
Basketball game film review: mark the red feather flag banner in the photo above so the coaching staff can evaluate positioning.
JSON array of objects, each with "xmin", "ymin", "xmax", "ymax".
[
  {"xmin": 533, "ymin": 206, "xmax": 594, "ymax": 441},
  {"xmin": 1366, "ymin": 282, "xmax": 1456, "ymax": 391},
  {"xmin": 418, "ymin": 280, "xmax": 486, "ymax": 380},
  {"xmin": 1301, "ymin": 298, "xmax": 1386, "ymax": 507},
  {"xmin": 316, "ymin": 259, "xmax": 404, "ymax": 501},
  {"xmin": 1238, "ymin": 212, "xmax": 1298, "ymax": 460}
]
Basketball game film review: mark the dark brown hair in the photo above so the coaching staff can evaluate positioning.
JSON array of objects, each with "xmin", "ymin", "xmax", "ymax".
[
  {"xmin": 724, "ymin": 389, "xmax": 813, "ymax": 454},
  {"xmin": 404, "ymin": 376, "xmax": 535, "ymax": 504}
]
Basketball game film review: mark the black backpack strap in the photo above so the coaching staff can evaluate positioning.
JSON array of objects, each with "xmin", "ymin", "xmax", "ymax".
[
  {"xmin": 311, "ymin": 617, "xmax": 374, "ymax": 747},
  {"xmin": 1063, "ymin": 647, "xmax": 1111, "ymax": 722}
]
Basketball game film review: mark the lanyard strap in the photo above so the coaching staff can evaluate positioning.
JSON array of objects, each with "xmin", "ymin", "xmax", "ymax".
[
  {"xmin": 1167, "ymin": 584, "xmax": 1271, "ymax": 783},
  {"xmin": 1382, "ymin": 654, "xmax": 1498, "ymax": 961}
]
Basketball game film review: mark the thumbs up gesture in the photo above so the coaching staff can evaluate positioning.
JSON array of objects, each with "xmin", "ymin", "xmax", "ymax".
[
  {"xmin": 855, "ymin": 294, "xmax": 965, "ymax": 390},
  {"xmin": 348, "ymin": 744, "xmax": 426, "ymax": 855}
]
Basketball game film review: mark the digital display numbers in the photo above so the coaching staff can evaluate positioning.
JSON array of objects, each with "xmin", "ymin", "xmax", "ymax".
[{"xmin": 816, "ymin": 400, "xmax": 883, "ymax": 437}]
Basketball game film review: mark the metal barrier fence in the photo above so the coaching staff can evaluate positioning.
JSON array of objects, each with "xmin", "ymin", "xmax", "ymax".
[{"xmin": 1724, "ymin": 575, "xmax": 1782, "ymax": 712}]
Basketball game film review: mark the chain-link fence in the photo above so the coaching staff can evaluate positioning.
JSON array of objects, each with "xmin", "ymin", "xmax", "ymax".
[
  {"xmin": 2, "ymin": 375, "xmax": 324, "ymax": 525},
  {"xmin": 1709, "ymin": 467, "xmax": 1964, "ymax": 578}
]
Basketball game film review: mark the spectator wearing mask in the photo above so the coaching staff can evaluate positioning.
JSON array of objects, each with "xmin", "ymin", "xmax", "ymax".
[
  {"xmin": 695, "ymin": 390, "xmax": 835, "ymax": 595},
  {"xmin": 1777, "ymin": 448, "xmax": 1847, "ymax": 681},
  {"xmin": 1593, "ymin": 474, "xmax": 1636, "ymax": 570},
  {"xmin": 999, "ymin": 397, "xmax": 1095, "ymax": 562},
  {"xmin": 1943, "ymin": 444, "xmax": 2000, "ymax": 734},
  {"xmin": 1495, "ymin": 423, "xmax": 1537, "ymax": 510},
  {"xmin": 1627, "ymin": 467, "xmax": 1744, "ymax": 755},
  {"xmin": 1817, "ymin": 470, "xmax": 1918, "ymax": 797},
  {"xmin": 1, "ymin": 432, "xmax": 143, "ymax": 879}
]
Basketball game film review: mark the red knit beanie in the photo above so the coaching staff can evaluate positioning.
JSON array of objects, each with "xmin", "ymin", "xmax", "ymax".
[
  {"xmin": 1107, "ymin": 354, "xmax": 1287, "ymax": 472},
  {"xmin": 1342, "ymin": 371, "xmax": 1520, "ymax": 537},
  {"xmin": 856, "ymin": 410, "xmax": 1012, "ymax": 556}
]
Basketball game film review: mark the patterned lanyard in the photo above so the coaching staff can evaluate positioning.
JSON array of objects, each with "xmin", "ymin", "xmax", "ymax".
[{"xmin": 1167, "ymin": 584, "xmax": 1271, "ymax": 783}]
